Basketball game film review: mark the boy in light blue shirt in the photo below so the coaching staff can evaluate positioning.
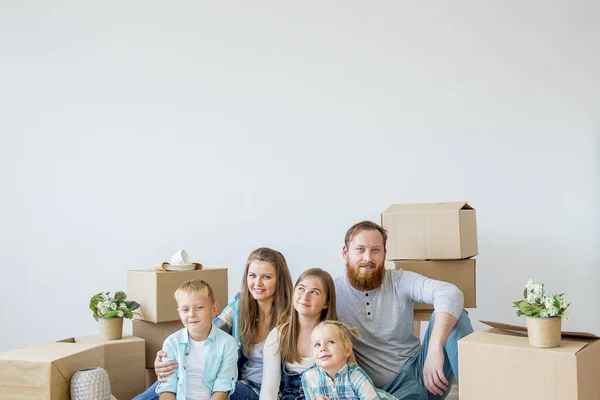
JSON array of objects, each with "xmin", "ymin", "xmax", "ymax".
[{"xmin": 156, "ymin": 279, "xmax": 238, "ymax": 400}]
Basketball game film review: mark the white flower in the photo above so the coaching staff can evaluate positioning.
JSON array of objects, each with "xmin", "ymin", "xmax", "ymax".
[
  {"xmin": 119, "ymin": 303, "xmax": 128, "ymax": 310},
  {"xmin": 98, "ymin": 307, "xmax": 107, "ymax": 316},
  {"xmin": 543, "ymin": 297, "xmax": 555, "ymax": 310},
  {"xmin": 526, "ymin": 279, "xmax": 536, "ymax": 291},
  {"xmin": 540, "ymin": 310, "xmax": 549, "ymax": 318},
  {"xmin": 526, "ymin": 292, "xmax": 538, "ymax": 303},
  {"xmin": 560, "ymin": 299, "xmax": 567, "ymax": 310},
  {"xmin": 546, "ymin": 305, "xmax": 559, "ymax": 317},
  {"xmin": 110, "ymin": 302, "xmax": 117, "ymax": 310},
  {"xmin": 117, "ymin": 310, "xmax": 124, "ymax": 318}
]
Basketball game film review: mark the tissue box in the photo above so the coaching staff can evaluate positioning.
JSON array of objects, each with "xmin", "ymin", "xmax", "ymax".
[
  {"xmin": 127, "ymin": 268, "xmax": 228, "ymax": 323},
  {"xmin": 133, "ymin": 319, "xmax": 184, "ymax": 368},
  {"xmin": 0, "ymin": 341, "xmax": 104, "ymax": 399},
  {"xmin": 59, "ymin": 334, "xmax": 145, "ymax": 400}
]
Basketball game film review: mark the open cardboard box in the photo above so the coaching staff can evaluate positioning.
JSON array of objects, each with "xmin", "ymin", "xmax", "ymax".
[
  {"xmin": 458, "ymin": 320, "xmax": 600, "ymax": 400},
  {"xmin": 0, "ymin": 341, "xmax": 104, "ymax": 400}
]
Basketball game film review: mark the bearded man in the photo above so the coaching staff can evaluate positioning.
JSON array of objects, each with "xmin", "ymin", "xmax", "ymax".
[{"xmin": 334, "ymin": 221, "xmax": 474, "ymax": 400}]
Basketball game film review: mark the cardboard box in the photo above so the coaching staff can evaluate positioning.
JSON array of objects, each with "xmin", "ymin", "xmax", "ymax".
[
  {"xmin": 60, "ymin": 334, "xmax": 145, "ymax": 400},
  {"xmin": 459, "ymin": 321, "xmax": 600, "ymax": 400},
  {"xmin": 127, "ymin": 268, "xmax": 228, "ymax": 323},
  {"xmin": 394, "ymin": 259, "xmax": 476, "ymax": 310},
  {"xmin": 145, "ymin": 368, "xmax": 157, "ymax": 388},
  {"xmin": 133, "ymin": 319, "xmax": 184, "ymax": 368},
  {"xmin": 381, "ymin": 201, "xmax": 478, "ymax": 260},
  {"xmin": 0, "ymin": 341, "xmax": 104, "ymax": 399}
]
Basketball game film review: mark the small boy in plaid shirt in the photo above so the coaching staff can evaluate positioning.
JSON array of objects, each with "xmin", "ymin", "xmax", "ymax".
[{"xmin": 301, "ymin": 321, "xmax": 397, "ymax": 400}]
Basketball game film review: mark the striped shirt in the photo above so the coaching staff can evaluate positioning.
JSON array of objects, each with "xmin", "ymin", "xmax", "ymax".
[{"xmin": 301, "ymin": 363, "xmax": 397, "ymax": 400}]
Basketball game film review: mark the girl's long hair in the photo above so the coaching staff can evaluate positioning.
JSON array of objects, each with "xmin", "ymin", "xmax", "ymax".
[{"xmin": 278, "ymin": 268, "xmax": 337, "ymax": 363}]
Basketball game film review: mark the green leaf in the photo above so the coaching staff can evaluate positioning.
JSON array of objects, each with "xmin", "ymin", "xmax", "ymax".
[
  {"xmin": 523, "ymin": 288, "xmax": 528, "ymax": 299},
  {"xmin": 102, "ymin": 310, "xmax": 118, "ymax": 319},
  {"xmin": 114, "ymin": 291, "xmax": 127, "ymax": 302},
  {"xmin": 125, "ymin": 300, "xmax": 140, "ymax": 311},
  {"xmin": 93, "ymin": 312, "xmax": 99, "ymax": 322},
  {"xmin": 512, "ymin": 301, "xmax": 523, "ymax": 308},
  {"xmin": 89, "ymin": 293, "xmax": 104, "ymax": 312},
  {"xmin": 516, "ymin": 310, "xmax": 523, "ymax": 317}
]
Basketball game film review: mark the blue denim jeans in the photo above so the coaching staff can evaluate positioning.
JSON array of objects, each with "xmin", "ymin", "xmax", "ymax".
[
  {"xmin": 381, "ymin": 310, "xmax": 474, "ymax": 400},
  {"xmin": 229, "ymin": 379, "xmax": 261, "ymax": 400},
  {"xmin": 281, "ymin": 362, "xmax": 305, "ymax": 400},
  {"xmin": 132, "ymin": 381, "xmax": 159, "ymax": 400}
]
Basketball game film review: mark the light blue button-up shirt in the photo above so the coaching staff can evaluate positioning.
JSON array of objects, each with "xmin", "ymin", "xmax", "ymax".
[{"xmin": 156, "ymin": 323, "xmax": 239, "ymax": 399}]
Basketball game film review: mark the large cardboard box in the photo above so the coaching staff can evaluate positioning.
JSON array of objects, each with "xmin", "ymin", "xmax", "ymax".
[
  {"xmin": 60, "ymin": 334, "xmax": 145, "ymax": 400},
  {"xmin": 0, "ymin": 341, "xmax": 104, "ymax": 400},
  {"xmin": 127, "ymin": 268, "xmax": 228, "ymax": 323},
  {"xmin": 145, "ymin": 368, "xmax": 157, "ymax": 388},
  {"xmin": 133, "ymin": 319, "xmax": 184, "ymax": 368},
  {"xmin": 393, "ymin": 259, "xmax": 476, "ymax": 310},
  {"xmin": 459, "ymin": 321, "xmax": 600, "ymax": 400},
  {"xmin": 381, "ymin": 201, "xmax": 478, "ymax": 260}
]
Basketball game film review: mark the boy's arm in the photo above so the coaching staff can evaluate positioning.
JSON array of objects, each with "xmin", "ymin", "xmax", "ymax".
[
  {"xmin": 210, "ymin": 391, "xmax": 229, "ymax": 400},
  {"xmin": 155, "ymin": 338, "xmax": 179, "ymax": 396},
  {"xmin": 211, "ymin": 337, "xmax": 239, "ymax": 394},
  {"xmin": 159, "ymin": 393, "xmax": 176, "ymax": 400}
]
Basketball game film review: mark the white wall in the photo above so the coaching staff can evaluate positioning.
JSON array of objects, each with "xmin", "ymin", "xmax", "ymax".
[{"xmin": 1, "ymin": 1, "xmax": 598, "ymax": 352}]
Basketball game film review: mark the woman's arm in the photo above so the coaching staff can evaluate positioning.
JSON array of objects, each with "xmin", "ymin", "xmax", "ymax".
[{"xmin": 259, "ymin": 328, "xmax": 283, "ymax": 400}]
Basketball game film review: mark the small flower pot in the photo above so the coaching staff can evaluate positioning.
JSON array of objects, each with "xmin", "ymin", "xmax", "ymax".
[
  {"xmin": 525, "ymin": 316, "xmax": 561, "ymax": 348},
  {"xmin": 99, "ymin": 317, "xmax": 123, "ymax": 340}
]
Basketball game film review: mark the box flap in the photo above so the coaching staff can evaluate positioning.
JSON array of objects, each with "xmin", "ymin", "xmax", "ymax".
[
  {"xmin": 463, "ymin": 331, "xmax": 589, "ymax": 353},
  {"xmin": 383, "ymin": 201, "xmax": 470, "ymax": 214},
  {"xmin": 480, "ymin": 320, "xmax": 600, "ymax": 339}
]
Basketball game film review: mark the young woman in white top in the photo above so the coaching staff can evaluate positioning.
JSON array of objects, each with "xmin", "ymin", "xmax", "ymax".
[{"xmin": 261, "ymin": 268, "xmax": 338, "ymax": 400}]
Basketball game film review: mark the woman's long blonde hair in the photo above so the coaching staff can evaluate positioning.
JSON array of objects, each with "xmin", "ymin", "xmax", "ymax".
[
  {"xmin": 239, "ymin": 247, "xmax": 293, "ymax": 353},
  {"xmin": 278, "ymin": 268, "xmax": 337, "ymax": 363}
]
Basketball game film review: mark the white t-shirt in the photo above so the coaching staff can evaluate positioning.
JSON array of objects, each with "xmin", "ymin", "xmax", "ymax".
[{"xmin": 186, "ymin": 337, "xmax": 211, "ymax": 400}]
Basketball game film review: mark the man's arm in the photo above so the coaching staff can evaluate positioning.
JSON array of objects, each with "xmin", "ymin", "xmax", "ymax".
[
  {"xmin": 422, "ymin": 312, "xmax": 456, "ymax": 396},
  {"xmin": 159, "ymin": 393, "xmax": 176, "ymax": 400}
]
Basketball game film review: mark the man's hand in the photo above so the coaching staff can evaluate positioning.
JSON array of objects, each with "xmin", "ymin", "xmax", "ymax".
[
  {"xmin": 422, "ymin": 346, "xmax": 448, "ymax": 396},
  {"xmin": 154, "ymin": 350, "xmax": 178, "ymax": 382},
  {"xmin": 315, "ymin": 397, "xmax": 330, "ymax": 400}
]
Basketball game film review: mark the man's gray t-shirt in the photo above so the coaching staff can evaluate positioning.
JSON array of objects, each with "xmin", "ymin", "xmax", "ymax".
[{"xmin": 334, "ymin": 269, "xmax": 463, "ymax": 388}]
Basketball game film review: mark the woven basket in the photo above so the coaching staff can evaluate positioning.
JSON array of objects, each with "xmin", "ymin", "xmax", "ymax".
[{"xmin": 525, "ymin": 316, "xmax": 562, "ymax": 348}]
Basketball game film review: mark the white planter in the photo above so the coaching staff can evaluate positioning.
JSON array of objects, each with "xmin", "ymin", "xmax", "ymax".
[{"xmin": 70, "ymin": 367, "xmax": 111, "ymax": 400}]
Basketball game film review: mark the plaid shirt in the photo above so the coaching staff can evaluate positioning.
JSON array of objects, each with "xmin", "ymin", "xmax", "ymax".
[{"xmin": 301, "ymin": 363, "xmax": 397, "ymax": 400}]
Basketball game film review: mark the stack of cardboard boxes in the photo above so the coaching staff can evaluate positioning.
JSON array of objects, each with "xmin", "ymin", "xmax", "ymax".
[
  {"xmin": 0, "ymin": 265, "xmax": 229, "ymax": 399},
  {"xmin": 128, "ymin": 267, "xmax": 229, "ymax": 387},
  {"xmin": 382, "ymin": 202, "xmax": 478, "ymax": 336}
]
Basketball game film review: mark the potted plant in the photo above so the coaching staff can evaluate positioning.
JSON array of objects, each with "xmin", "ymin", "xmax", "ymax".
[
  {"xmin": 512, "ymin": 279, "xmax": 570, "ymax": 348},
  {"xmin": 89, "ymin": 291, "xmax": 140, "ymax": 340}
]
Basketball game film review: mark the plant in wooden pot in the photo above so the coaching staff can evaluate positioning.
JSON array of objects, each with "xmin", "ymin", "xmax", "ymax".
[
  {"xmin": 89, "ymin": 291, "xmax": 140, "ymax": 340},
  {"xmin": 512, "ymin": 279, "xmax": 570, "ymax": 348}
]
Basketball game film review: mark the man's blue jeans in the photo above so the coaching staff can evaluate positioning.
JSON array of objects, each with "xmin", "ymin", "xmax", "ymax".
[{"xmin": 381, "ymin": 310, "xmax": 474, "ymax": 400}]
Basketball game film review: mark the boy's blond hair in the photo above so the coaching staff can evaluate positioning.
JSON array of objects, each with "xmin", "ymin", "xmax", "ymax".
[
  {"xmin": 174, "ymin": 279, "xmax": 215, "ymax": 303},
  {"xmin": 315, "ymin": 320, "xmax": 360, "ymax": 365}
]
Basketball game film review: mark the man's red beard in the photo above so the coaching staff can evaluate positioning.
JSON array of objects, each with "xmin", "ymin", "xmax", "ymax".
[{"xmin": 346, "ymin": 260, "xmax": 385, "ymax": 291}]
